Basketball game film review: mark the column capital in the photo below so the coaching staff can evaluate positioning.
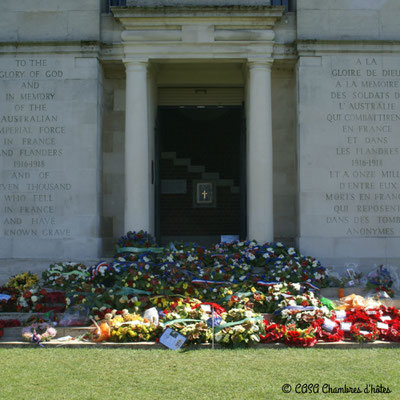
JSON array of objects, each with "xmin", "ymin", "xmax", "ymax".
[
  {"xmin": 123, "ymin": 59, "xmax": 149, "ymax": 72},
  {"xmin": 247, "ymin": 59, "xmax": 273, "ymax": 70}
]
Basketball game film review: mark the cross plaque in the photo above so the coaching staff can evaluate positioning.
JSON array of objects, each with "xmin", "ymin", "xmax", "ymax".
[{"xmin": 196, "ymin": 182, "xmax": 213, "ymax": 204}]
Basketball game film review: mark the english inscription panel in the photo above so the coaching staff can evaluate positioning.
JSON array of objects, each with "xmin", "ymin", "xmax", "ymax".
[{"xmin": 0, "ymin": 56, "xmax": 100, "ymax": 258}]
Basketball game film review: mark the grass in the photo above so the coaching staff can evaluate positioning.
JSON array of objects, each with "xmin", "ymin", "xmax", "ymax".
[{"xmin": 0, "ymin": 348, "xmax": 399, "ymax": 400}]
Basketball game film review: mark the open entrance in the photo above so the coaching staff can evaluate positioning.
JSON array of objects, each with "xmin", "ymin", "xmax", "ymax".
[{"xmin": 155, "ymin": 104, "xmax": 246, "ymax": 246}]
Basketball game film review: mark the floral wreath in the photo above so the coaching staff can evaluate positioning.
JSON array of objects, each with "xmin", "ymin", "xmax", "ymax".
[
  {"xmin": 22, "ymin": 323, "xmax": 57, "ymax": 344},
  {"xmin": 259, "ymin": 322, "xmax": 286, "ymax": 343},
  {"xmin": 350, "ymin": 322, "xmax": 378, "ymax": 343},
  {"xmin": 386, "ymin": 325, "xmax": 400, "ymax": 342},
  {"xmin": 283, "ymin": 326, "xmax": 317, "ymax": 347},
  {"xmin": 312, "ymin": 319, "xmax": 344, "ymax": 342}
]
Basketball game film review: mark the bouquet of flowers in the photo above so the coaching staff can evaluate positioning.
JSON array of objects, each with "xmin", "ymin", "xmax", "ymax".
[
  {"xmin": 366, "ymin": 265, "xmax": 395, "ymax": 297},
  {"xmin": 110, "ymin": 312, "xmax": 161, "ymax": 342}
]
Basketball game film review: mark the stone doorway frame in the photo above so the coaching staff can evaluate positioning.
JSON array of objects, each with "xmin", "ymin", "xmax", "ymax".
[{"xmin": 112, "ymin": 4, "xmax": 284, "ymax": 243}]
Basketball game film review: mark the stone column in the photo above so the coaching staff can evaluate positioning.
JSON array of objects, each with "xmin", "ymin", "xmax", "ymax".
[
  {"xmin": 247, "ymin": 61, "xmax": 274, "ymax": 243},
  {"xmin": 124, "ymin": 60, "xmax": 151, "ymax": 233}
]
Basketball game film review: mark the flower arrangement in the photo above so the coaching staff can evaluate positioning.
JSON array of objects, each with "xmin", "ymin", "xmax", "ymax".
[
  {"xmin": 283, "ymin": 325, "xmax": 317, "ymax": 347},
  {"xmin": 115, "ymin": 230, "xmax": 161, "ymax": 261},
  {"xmin": 42, "ymin": 262, "xmax": 89, "ymax": 290},
  {"xmin": 21, "ymin": 322, "xmax": 57, "ymax": 343},
  {"xmin": 366, "ymin": 265, "xmax": 395, "ymax": 297},
  {"xmin": 312, "ymin": 319, "xmax": 344, "ymax": 342},
  {"xmin": 350, "ymin": 322, "xmax": 379, "ymax": 343},
  {"xmin": 259, "ymin": 321, "xmax": 286, "ymax": 343},
  {"xmin": 0, "ymin": 287, "xmax": 19, "ymax": 312},
  {"xmin": 169, "ymin": 321, "xmax": 212, "ymax": 344},
  {"xmin": 17, "ymin": 288, "xmax": 65, "ymax": 313},
  {"xmin": 110, "ymin": 315, "xmax": 161, "ymax": 342},
  {"xmin": 275, "ymin": 293, "xmax": 331, "ymax": 329},
  {"xmin": 215, "ymin": 306, "xmax": 265, "ymax": 346},
  {"xmin": 5, "ymin": 272, "xmax": 39, "ymax": 293}
]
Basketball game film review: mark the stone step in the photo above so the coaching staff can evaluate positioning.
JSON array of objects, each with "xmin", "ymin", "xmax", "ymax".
[
  {"xmin": 188, "ymin": 165, "xmax": 205, "ymax": 173},
  {"xmin": 0, "ymin": 312, "xmax": 58, "ymax": 322},
  {"xmin": 161, "ymin": 151, "xmax": 176, "ymax": 159},
  {"xmin": 0, "ymin": 339, "xmax": 399, "ymax": 349},
  {"xmin": 0, "ymin": 326, "xmax": 91, "ymax": 341},
  {"xmin": 173, "ymin": 158, "xmax": 191, "ymax": 166},
  {"xmin": 202, "ymin": 172, "xmax": 219, "ymax": 179}
]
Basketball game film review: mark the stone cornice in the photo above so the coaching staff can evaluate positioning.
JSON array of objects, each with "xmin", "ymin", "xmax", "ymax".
[{"xmin": 297, "ymin": 39, "xmax": 400, "ymax": 55}]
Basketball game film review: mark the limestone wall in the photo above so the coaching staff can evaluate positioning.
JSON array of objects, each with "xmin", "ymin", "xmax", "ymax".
[
  {"xmin": 0, "ymin": 0, "xmax": 101, "ymax": 42},
  {"xmin": 296, "ymin": 0, "xmax": 400, "ymax": 272},
  {"xmin": 0, "ymin": 1, "xmax": 104, "ymax": 281},
  {"xmin": 297, "ymin": 0, "xmax": 399, "ymax": 41}
]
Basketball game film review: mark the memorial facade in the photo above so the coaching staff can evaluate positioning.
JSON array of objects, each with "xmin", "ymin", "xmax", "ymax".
[{"xmin": 0, "ymin": 0, "xmax": 399, "ymax": 280}]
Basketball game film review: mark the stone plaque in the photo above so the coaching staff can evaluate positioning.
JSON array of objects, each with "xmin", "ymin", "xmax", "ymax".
[
  {"xmin": 298, "ymin": 54, "xmax": 400, "ymax": 262},
  {"xmin": 194, "ymin": 181, "xmax": 216, "ymax": 207},
  {"xmin": 197, "ymin": 182, "xmax": 213, "ymax": 204},
  {"xmin": 161, "ymin": 179, "xmax": 187, "ymax": 194},
  {"xmin": 0, "ymin": 55, "xmax": 101, "ymax": 259}
]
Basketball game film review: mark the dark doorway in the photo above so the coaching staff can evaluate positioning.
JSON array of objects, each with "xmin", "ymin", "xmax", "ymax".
[{"xmin": 155, "ymin": 106, "xmax": 246, "ymax": 246}]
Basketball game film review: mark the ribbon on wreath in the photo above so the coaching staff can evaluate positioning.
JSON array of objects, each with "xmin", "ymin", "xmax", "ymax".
[
  {"xmin": 214, "ymin": 316, "xmax": 264, "ymax": 332},
  {"xmin": 115, "ymin": 246, "xmax": 164, "ymax": 254}
]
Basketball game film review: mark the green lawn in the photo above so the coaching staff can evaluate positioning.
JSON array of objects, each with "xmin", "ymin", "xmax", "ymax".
[{"xmin": 1, "ymin": 348, "xmax": 399, "ymax": 400}]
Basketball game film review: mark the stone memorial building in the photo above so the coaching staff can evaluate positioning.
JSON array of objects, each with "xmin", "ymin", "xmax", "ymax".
[{"xmin": 1, "ymin": 0, "xmax": 400, "ymax": 279}]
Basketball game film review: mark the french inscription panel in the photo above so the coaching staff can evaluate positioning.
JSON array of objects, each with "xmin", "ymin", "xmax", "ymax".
[
  {"xmin": 0, "ymin": 56, "xmax": 100, "ymax": 257},
  {"xmin": 299, "ymin": 55, "xmax": 400, "ymax": 238}
]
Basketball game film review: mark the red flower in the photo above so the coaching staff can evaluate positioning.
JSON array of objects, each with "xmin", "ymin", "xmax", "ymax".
[
  {"xmin": 40, "ymin": 289, "xmax": 47, "ymax": 296},
  {"xmin": 23, "ymin": 291, "xmax": 32, "ymax": 299}
]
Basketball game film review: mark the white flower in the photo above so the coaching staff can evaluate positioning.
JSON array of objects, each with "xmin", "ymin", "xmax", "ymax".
[
  {"xmin": 31, "ymin": 296, "xmax": 38, "ymax": 303},
  {"xmin": 250, "ymin": 334, "xmax": 260, "ymax": 342},
  {"xmin": 288, "ymin": 248, "xmax": 296, "ymax": 255},
  {"xmin": 215, "ymin": 331, "xmax": 223, "ymax": 342}
]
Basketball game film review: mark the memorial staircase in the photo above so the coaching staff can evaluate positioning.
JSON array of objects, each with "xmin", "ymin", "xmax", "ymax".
[{"xmin": 161, "ymin": 151, "xmax": 240, "ymax": 194}]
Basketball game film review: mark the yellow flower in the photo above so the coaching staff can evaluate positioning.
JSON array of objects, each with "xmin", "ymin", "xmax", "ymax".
[{"xmin": 251, "ymin": 287, "xmax": 256, "ymax": 293}]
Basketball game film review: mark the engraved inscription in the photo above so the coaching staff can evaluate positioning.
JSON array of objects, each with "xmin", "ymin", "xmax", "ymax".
[
  {"xmin": 0, "ymin": 58, "xmax": 71, "ymax": 238},
  {"xmin": 324, "ymin": 57, "xmax": 400, "ymax": 236}
]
